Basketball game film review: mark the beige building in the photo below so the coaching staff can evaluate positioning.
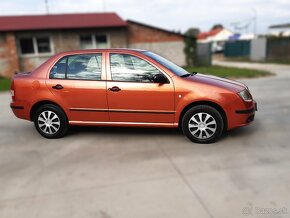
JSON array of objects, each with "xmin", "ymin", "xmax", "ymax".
[{"xmin": 0, "ymin": 13, "xmax": 186, "ymax": 78}]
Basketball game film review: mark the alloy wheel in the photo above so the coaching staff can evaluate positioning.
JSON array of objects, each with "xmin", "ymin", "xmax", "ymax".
[
  {"xmin": 37, "ymin": 110, "xmax": 61, "ymax": 135},
  {"xmin": 188, "ymin": 112, "xmax": 217, "ymax": 139}
]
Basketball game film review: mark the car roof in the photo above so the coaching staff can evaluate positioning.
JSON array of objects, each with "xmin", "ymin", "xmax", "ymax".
[{"xmin": 56, "ymin": 48, "xmax": 147, "ymax": 56}]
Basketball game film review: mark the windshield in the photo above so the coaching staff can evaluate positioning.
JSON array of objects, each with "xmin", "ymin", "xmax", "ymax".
[{"xmin": 143, "ymin": 51, "xmax": 189, "ymax": 77}]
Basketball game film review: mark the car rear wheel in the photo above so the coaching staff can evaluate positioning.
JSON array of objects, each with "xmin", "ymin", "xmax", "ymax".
[
  {"xmin": 182, "ymin": 105, "xmax": 224, "ymax": 143},
  {"xmin": 34, "ymin": 104, "xmax": 68, "ymax": 139}
]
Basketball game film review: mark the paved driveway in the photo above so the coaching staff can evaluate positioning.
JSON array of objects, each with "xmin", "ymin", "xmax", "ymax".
[{"xmin": 0, "ymin": 62, "xmax": 290, "ymax": 218}]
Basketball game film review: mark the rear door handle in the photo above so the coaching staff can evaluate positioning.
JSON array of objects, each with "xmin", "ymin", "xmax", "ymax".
[
  {"xmin": 52, "ymin": 84, "xmax": 63, "ymax": 90},
  {"xmin": 108, "ymin": 86, "xmax": 121, "ymax": 92}
]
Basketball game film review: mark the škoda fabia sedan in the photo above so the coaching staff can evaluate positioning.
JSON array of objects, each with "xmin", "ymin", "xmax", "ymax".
[{"xmin": 11, "ymin": 49, "xmax": 257, "ymax": 143}]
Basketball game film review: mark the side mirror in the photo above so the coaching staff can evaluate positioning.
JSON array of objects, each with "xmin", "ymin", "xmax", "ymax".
[{"xmin": 153, "ymin": 74, "xmax": 168, "ymax": 84}]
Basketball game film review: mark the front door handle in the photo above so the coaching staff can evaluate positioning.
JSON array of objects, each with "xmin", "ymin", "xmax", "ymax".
[
  {"xmin": 108, "ymin": 86, "xmax": 121, "ymax": 92},
  {"xmin": 52, "ymin": 84, "xmax": 63, "ymax": 90}
]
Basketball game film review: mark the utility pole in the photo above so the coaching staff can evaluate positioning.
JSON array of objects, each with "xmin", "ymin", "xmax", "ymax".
[
  {"xmin": 102, "ymin": 0, "xmax": 106, "ymax": 12},
  {"xmin": 45, "ymin": 0, "xmax": 49, "ymax": 14},
  {"xmin": 252, "ymin": 8, "xmax": 257, "ymax": 37}
]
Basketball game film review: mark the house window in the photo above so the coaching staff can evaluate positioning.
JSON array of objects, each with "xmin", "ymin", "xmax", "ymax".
[
  {"xmin": 80, "ymin": 35, "xmax": 93, "ymax": 49},
  {"xmin": 36, "ymin": 37, "xmax": 51, "ymax": 53},
  {"xmin": 19, "ymin": 38, "xmax": 34, "ymax": 54},
  {"xmin": 19, "ymin": 36, "xmax": 52, "ymax": 55},
  {"xmin": 95, "ymin": 35, "xmax": 108, "ymax": 48},
  {"xmin": 80, "ymin": 34, "xmax": 109, "ymax": 49}
]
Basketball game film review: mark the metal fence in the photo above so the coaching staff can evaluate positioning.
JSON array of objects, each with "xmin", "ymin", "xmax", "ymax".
[
  {"xmin": 267, "ymin": 37, "xmax": 290, "ymax": 61},
  {"xmin": 222, "ymin": 37, "xmax": 290, "ymax": 62},
  {"xmin": 224, "ymin": 40, "xmax": 251, "ymax": 57}
]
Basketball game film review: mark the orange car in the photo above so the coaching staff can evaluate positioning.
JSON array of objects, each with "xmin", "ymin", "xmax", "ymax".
[{"xmin": 10, "ymin": 49, "xmax": 257, "ymax": 143}]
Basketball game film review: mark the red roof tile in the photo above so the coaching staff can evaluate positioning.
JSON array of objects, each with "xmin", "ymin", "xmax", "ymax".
[
  {"xmin": 0, "ymin": 13, "xmax": 127, "ymax": 31},
  {"xmin": 198, "ymin": 28, "xmax": 223, "ymax": 40}
]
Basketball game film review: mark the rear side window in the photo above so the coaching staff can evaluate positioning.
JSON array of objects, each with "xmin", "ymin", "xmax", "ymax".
[
  {"xmin": 50, "ymin": 58, "xmax": 67, "ymax": 79},
  {"xmin": 50, "ymin": 54, "xmax": 102, "ymax": 80}
]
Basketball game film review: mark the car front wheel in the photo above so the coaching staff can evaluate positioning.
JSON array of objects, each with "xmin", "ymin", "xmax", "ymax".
[
  {"xmin": 182, "ymin": 105, "xmax": 224, "ymax": 143},
  {"xmin": 34, "ymin": 104, "xmax": 68, "ymax": 139}
]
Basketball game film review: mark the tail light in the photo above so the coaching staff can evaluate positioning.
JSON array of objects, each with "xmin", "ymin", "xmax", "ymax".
[{"xmin": 11, "ymin": 80, "xmax": 15, "ymax": 102}]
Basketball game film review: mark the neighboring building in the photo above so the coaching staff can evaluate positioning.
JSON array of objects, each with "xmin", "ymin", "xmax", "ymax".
[
  {"xmin": 229, "ymin": 33, "xmax": 255, "ymax": 41},
  {"xmin": 197, "ymin": 27, "xmax": 233, "ymax": 53},
  {"xmin": 269, "ymin": 23, "xmax": 290, "ymax": 37},
  {"xmin": 0, "ymin": 13, "xmax": 127, "ymax": 77},
  {"xmin": 0, "ymin": 13, "xmax": 186, "ymax": 78},
  {"xmin": 127, "ymin": 20, "xmax": 186, "ymax": 66}
]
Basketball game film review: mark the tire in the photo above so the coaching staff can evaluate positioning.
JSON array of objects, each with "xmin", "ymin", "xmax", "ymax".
[
  {"xmin": 181, "ymin": 105, "xmax": 224, "ymax": 143},
  {"xmin": 33, "ymin": 104, "xmax": 68, "ymax": 139}
]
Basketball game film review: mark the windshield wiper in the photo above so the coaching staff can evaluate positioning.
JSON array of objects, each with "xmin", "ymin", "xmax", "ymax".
[{"xmin": 180, "ymin": 72, "xmax": 197, "ymax": 78}]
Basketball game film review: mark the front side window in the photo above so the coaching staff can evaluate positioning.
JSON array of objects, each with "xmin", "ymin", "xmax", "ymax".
[
  {"xmin": 110, "ymin": 54, "xmax": 164, "ymax": 83},
  {"xmin": 19, "ymin": 36, "xmax": 52, "ymax": 55},
  {"xmin": 143, "ymin": 51, "xmax": 189, "ymax": 77},
  {"xmin": 50, "ymin": 54, "xmax": 102, "ymax": 80}
]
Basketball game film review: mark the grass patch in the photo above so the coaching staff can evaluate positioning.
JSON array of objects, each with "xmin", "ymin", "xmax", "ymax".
[
  {"xmin": 184, "ymin": 65, "xmax": 271, "ymax": 79},
  {"xmin": 0, "ymin": 77, "xmax": 11, "ymax": 92},
  {"xmin": 225, "ymin": 57, "xmax": 290, "ymax": 65}
]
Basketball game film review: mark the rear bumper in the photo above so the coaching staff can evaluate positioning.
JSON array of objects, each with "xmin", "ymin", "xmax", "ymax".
[
  {"xmin": 10, "ymin": 105, "xmax": 24, "ymax": 110},
  {"xmin": 10, "ymin": 102, "xmax": 30, "ymax": 120}
]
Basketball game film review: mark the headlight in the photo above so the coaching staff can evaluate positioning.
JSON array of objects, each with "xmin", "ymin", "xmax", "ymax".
[{"xmin": 238, "ymin": 89, "xmax": 252, "ymax": 101}]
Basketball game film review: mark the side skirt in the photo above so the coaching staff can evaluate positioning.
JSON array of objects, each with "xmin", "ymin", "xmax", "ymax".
[{"xmin": 69, "ymin": 121, "xmax": 179, "ymax": 128}]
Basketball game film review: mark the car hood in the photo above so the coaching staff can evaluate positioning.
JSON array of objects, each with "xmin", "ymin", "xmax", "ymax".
[{"xmin": 186, "ymin": 73, "xmax": 247, "ymax": 93}]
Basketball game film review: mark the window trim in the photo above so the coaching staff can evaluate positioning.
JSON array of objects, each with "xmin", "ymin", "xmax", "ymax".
[
  {"xmin": 79, "ymin": 33, "xmax": 111, "ymax": 49},
  {"xmin": 18, "ymin": 35, "xmax": 54, "ymax": 57},
  {"xmin": 49, "ymin": 53, "xmax": 104, "ymax": 81},
  {"xmin": 108, "ymin": 53, "xmax": 170, "ymax": 84}
]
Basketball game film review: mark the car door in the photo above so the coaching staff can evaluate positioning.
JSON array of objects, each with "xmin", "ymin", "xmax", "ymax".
[
  {"xmin": 46, "ymin": 53, "xmax": 109, "ymax": 122},
  {"xmin": 106, "ymin": 52, "xmax": 175, "ymax": 124}
]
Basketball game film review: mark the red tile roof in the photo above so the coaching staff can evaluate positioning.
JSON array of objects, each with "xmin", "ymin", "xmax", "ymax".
[
  {"xmin": 0, "ymin": 13, "xmax": 127, "ymax": 31},
  {"xmin": 198, "ymin": 28, "xmax": 223, "ymax": 40}
]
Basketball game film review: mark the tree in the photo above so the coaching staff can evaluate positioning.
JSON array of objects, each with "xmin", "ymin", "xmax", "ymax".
[
  {"xmin": 211, "ymin": 24, "xmax": 224, "ymax": 30},
  {"xmin": 184, "ymin": 28, "xmax": 198, "ymax": 66},
  {"xmin": 185, "ymin": 28, "xmax": 200, "ymax": 38}
]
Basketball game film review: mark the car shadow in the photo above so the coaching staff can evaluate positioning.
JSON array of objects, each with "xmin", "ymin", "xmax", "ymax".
[
  {"xmin": 68, "ymin": 125, "xmax": 182, "ymax": 136},
  {"xmin": 223, "ymin": 117, "xmax": 261, "ymax": 139},
  {"xmin": 67, "ymin": 118, "xmax": 261, "ymax": 141}
]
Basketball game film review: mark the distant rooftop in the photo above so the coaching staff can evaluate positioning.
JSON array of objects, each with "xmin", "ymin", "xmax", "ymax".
[
  {"xmin": 0, "ymin": 12, "xmax": 127, "ymax": 32},
  {"xmin": 197, "ymin": 28, "xmax": 223, "ymax": 40},
  {"xmin": 269, "ymin": 23, "xmax": 290, "ymax": 29}
]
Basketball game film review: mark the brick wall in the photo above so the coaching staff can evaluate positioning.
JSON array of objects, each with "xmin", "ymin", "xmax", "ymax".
[
  {"xmin": 128, "ymin": 22, "xmax": 183, "ymax": 43},
  {"xmin": 0, "ymin": 33, "xmax": 19, "ymax": 78},
  {"xmin": 127, "ymin": 22, "xmax": 186, "ymax": 66}
]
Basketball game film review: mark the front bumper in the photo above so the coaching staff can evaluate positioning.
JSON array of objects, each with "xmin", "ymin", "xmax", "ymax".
[
  {"xmin": 235, "ymin": 101, "xmax": 257, "ymax": 114},
  {"xmin": 227, "ymin": 100, "xmax": 257, "ymax": 130}
]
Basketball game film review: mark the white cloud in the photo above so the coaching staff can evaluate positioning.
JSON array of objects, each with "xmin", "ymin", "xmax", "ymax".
[{"xmin": 0, "ymin": 0, "xmax": 289, "ymax": 33}]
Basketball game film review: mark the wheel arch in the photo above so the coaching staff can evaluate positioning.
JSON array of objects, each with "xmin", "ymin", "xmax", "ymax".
[
  {"xmin": 178, "ymin": 101, "xmax": 228, "ymax": 130},
  {"xmin": 30, "ymin": 100, "xmax": 68, "ymax": 121}
]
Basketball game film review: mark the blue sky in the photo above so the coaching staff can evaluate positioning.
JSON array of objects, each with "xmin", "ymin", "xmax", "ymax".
[{"xmin": 0, "ymin": 0, "xmax": 289, "ymax": 33}]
